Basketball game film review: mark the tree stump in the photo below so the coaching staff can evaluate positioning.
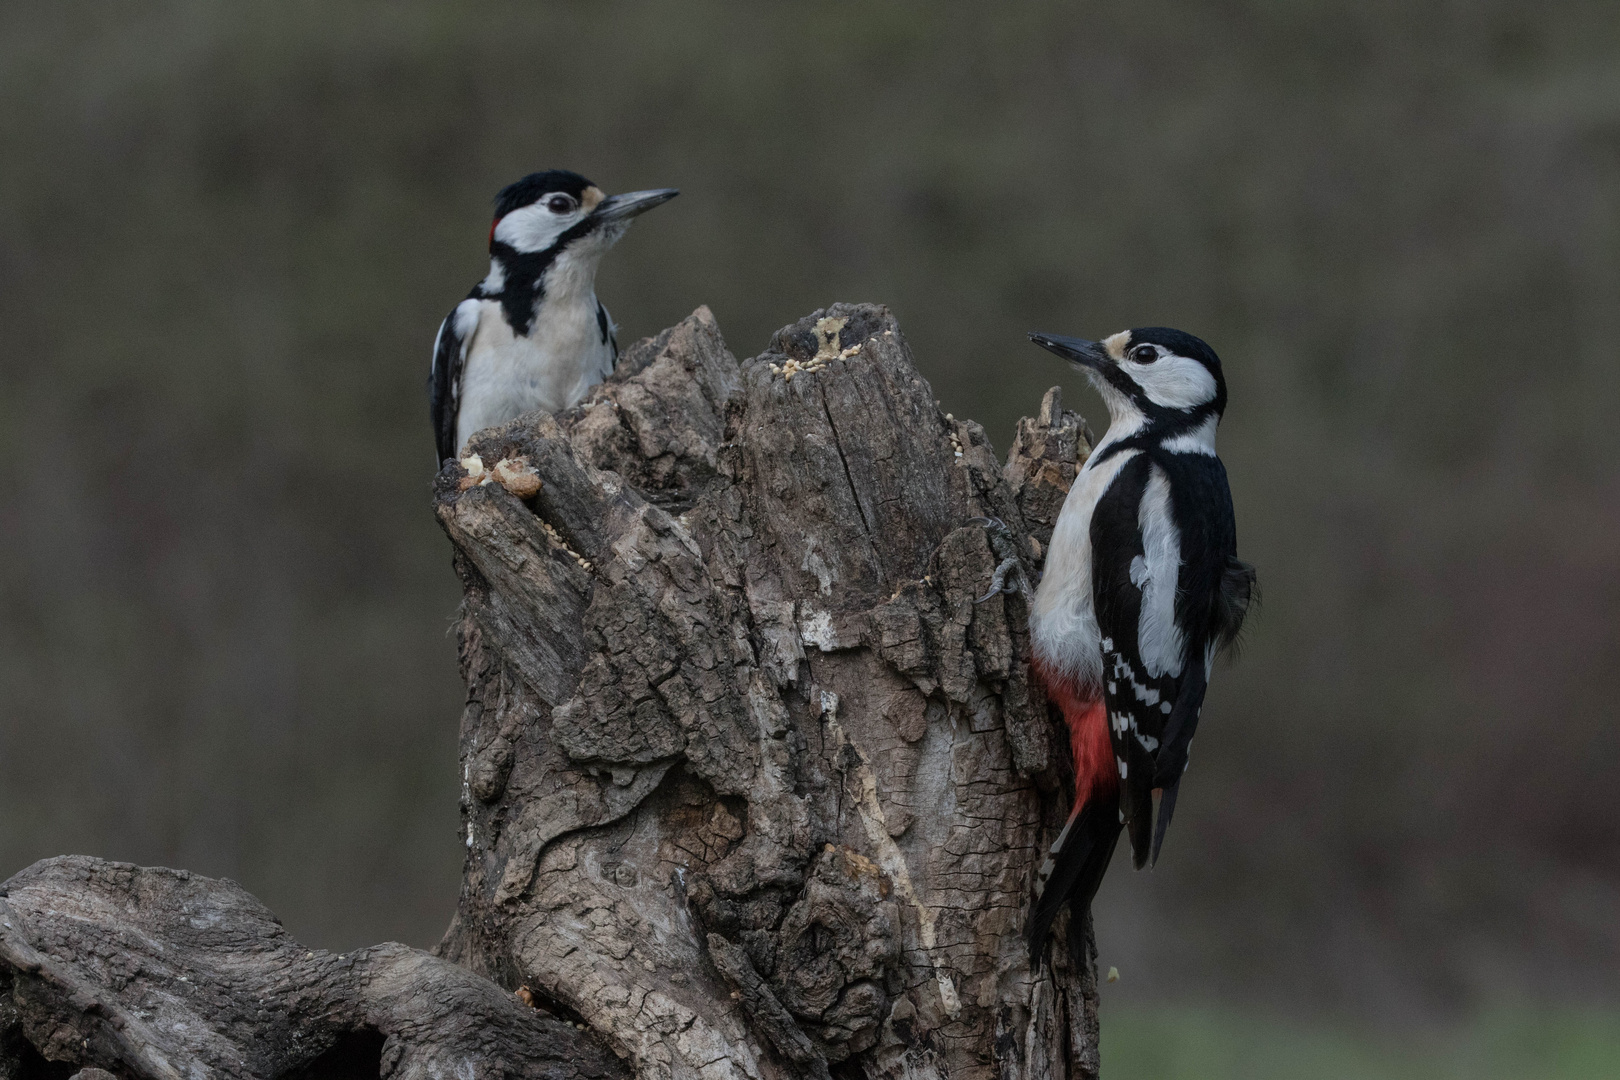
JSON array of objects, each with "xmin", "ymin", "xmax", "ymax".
[
  {"xmin": 0, "ymin": 304, "xmax": 1100, "ymax": 1080},
  {"xmin": 435, "ymin": 304, "xmax": 1099, "ymax": 1080}
]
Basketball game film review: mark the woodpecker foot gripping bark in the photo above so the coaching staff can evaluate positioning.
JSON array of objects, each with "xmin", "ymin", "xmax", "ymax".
[{"xmin": 966, "ymin": 516, "xmax": 1034, "ymax": 603}]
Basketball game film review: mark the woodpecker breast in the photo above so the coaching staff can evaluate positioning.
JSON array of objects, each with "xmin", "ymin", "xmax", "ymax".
[
  {"xmin": 453, "ymin": 293, "xmax": 614, "ymax": 453},
  {"xmin": 1029, "ymin": 417, "xmax": 1147, "ymax": 692}
]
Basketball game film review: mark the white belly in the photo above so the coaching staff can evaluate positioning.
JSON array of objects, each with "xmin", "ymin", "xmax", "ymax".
[
  {"xmin": 1030, "ymin": 438, "xmax": 1140, "ymax": 692},
  {"xmin": 455, "ymin": 297, "xmax": 614, "ymax": 453}
]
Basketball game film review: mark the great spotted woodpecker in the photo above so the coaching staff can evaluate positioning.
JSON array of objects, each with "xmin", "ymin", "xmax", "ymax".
[
  {"xmin": 429, "ymin": 170, "xmax": 678, "ymax": 463},
  {"xmin": 1023, "ymin": 327, "xmax": 1256, "ymax": 958}
]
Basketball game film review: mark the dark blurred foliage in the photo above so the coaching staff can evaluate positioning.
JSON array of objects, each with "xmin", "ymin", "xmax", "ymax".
[{"xmin": 1, "ymin": 0, "xmax": 1617, "ymax": 1022}]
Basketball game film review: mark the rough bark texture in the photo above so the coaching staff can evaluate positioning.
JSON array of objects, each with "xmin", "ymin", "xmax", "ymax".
[
  {"xmin": 435, "ymin": 305, "xmax": 1099, "ymax": 1080},
  {"xmin": 0, "ymin": 855, "xmax": 627, "ymax": 1079},
  {"xmin": 0, "ymin": 304, "xmax": 1100, "ymax": 1080}
]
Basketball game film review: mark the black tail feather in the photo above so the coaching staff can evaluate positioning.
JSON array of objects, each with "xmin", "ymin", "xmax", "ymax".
[
  {"xmin": 1126, "ymin": 786, "xmax": 1153, "ymax": 870},
  {"xmin": 1150, "ymin": 780, "xmax": 1181, "ymax": 866},
  {"xmin": 1067, "ymin": 903, "xmax": 1093, "ymax": 974},
  {"xmin": 1026, "ymin": 798, "xmax": 1123, "ymax": 961},
  {"xmin": 1153, "ymin": 657, "xmax": 1207, "ymax": 790}
]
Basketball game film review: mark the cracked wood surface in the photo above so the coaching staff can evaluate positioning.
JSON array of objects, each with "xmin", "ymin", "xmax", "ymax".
[
  {"xmin": 0, "ymin": 305, "xmax": 1100, "ymax": 1080},
  {"xmin": 0, "ymin": 855, "xmax": 627, "ymax": 1079},
  {"xmin": 436, "ymin": 304, "xmax": 1100, "ymax": 1080}
]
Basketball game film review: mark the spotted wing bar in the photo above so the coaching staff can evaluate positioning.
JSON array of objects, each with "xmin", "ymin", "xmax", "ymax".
[{"xmin": 1090, "ymin": 453, "xmax": 1192, "ymax": 867}]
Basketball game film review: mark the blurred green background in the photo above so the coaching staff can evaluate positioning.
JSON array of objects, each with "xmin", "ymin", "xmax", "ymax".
[{"xmin": 2, "ymin": 1, "xmax": 1617, "ymax": 1073}]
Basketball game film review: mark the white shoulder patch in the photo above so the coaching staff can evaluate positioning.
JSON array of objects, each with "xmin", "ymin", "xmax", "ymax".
[
  {"xmin": 452, "ymin": 298, "xmax": 481, "ymax": 342},
  {"xmin": 439, "ymin": 299, "xmax": 482, "ymax": 404},
  {"xmin": 1135, "ymin": 463, "xmax": 1184, "ymax": 678}
]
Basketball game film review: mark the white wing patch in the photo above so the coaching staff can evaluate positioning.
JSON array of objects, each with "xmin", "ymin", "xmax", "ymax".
[
  {"xmin": 452, "ymin": 298, "xmax": 480, "ymax": 340},
  {"xmin": 448, "ymin": 299, "xmax": 480, "ymax": 404},
  {"xmin": 1135, "ymin": 463, "xmax": 1184, "ymax": 678}
]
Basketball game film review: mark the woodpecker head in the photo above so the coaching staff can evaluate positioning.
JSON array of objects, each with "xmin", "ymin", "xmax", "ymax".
[
  {"xmin": 488, "ymin": 169, "xmax": 678, "ymax": 259},
  {"xmin": 1028, "ymin": 327, "xmax": 1227, "ymax": 428}
]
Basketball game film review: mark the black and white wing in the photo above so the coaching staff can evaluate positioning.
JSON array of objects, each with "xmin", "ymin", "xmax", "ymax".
[
  {"xmin": 429, "ymin": 299, "xmax": 481, "ymax": 464},
  {"xmin": 595, "ymin": 300, "xmax": 618, "ymax": 376},
  {"xmin": 1154, "ymin": 449, "xmax": 1254, "ymax": 789},
  {"xmin": 1091, "ymin": 450, "xmax": 1248, "ymax": 868}
]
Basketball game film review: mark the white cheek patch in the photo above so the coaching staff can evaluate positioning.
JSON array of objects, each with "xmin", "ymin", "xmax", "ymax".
[
  {"xmin": 493, "ymin": 203, "xmax": 583, "ymax": 253},
  {"xmin": 1127, "ymin": 354, "xmax": 1217, "ymax": 410}
]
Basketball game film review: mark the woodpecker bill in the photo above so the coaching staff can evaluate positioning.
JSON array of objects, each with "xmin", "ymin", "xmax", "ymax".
[
  {"xmin": 429, "ymin": 170, "xmax": 678, "ymax": 463},
  {"xmin": 1023, "ymin": 327, "xmax": 1256, "ymax": 959}
]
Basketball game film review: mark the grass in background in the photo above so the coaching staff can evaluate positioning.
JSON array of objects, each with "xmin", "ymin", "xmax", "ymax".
[{"xmin": 1105, "ymin": 1007, "xmax": 1620, "ymax": 1080}]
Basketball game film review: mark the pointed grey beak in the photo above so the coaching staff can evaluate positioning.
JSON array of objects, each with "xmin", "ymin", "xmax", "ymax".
[
  {"xmin": 1028, "ymin": 332, "xmax": 1111, "ymax": 370},
  {"xmin": 593, "ymin": 188, "xmax": 680, "ymax": 222}
]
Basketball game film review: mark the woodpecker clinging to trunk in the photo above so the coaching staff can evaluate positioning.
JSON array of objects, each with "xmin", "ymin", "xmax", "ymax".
[
  {"xmin": 429, "ymin": 170, "xmax": 678, "ymax": 463},
  {"xmin": 1023, "ymin": 327, "xmax": 1256, "ymax": 959}
]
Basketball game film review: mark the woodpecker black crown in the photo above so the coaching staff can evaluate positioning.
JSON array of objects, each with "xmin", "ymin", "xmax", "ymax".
[{"xmin": 494, "ymin": 170, "xmax": 595, "ymax": 217}]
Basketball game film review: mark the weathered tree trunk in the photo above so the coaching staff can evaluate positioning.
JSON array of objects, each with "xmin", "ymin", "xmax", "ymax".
[
  {"xmin": 0, "ymin": 304, "xmax": 1100, "ymax": 1080},
  {"xmin": 434, "ymin": 304, "xmax": 1099, "ymax": 1080},
  {"xmin": 0, "ymin": 856, "xmax": 625, "ymax": 1079}
]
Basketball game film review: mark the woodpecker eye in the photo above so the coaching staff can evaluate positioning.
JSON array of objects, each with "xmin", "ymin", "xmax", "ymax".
[
  {"xmin": 1130, "ymin": 344, "xmax": 1159, "ymax": 363},
  {"xmin": 546, "ymin": 194, "xmax": 577, "ymax": 214}
]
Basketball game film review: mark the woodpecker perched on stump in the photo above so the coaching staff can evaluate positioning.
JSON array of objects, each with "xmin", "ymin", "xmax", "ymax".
[
  {"xmin": 1023, "ymin": 327, "xmax": 1256, "ymax": 959},
  {"xmin": 429, "ymin": 170, "xmax": 678, "ymax": 463}
]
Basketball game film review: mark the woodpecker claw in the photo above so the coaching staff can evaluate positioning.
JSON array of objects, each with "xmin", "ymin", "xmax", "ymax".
[
  {"xmin": 967, "ymin": 517, "xmax": 1032, "ymax": 603},
  {"xmin": 976, "ymin": 555, "xmax": 1032, "ymax": 603}
]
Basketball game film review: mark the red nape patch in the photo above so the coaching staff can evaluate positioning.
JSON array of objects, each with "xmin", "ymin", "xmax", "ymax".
[
  {"xmin": 489, "ymin": 218, "xmax": 500, "ymax": 247},
  {"xmin": 1032, "ymin": 659, "xmax": 1117, "ymax": 808}
]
